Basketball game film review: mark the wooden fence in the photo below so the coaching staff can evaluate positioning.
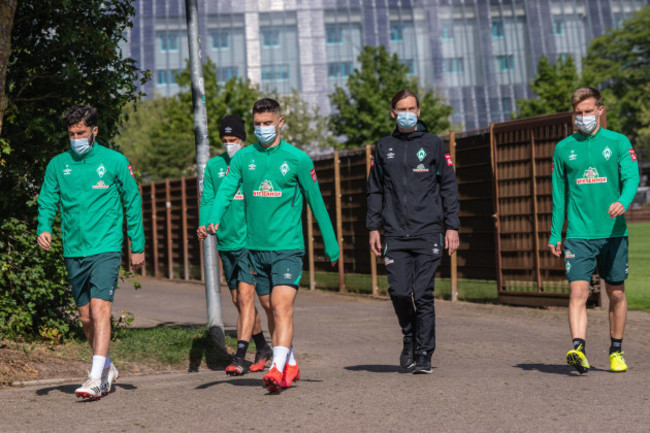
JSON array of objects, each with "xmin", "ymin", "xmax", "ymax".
[{"xmin": 126, "ymin": 112, "xmax": 647, "ymax": 307}]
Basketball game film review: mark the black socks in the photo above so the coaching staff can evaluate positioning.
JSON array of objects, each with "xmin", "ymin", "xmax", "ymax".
[
  {"xmin": 235, "ymin": 340, "xmax": 249, "ymax": 359},
  {"xmin": 609, "ymin": 338, "xmax": 623, "ymax": 354},
  {"xmin": 573, "ymin": 338, "xmax": 586, "ymax": 354},
  {"xmin": 252, "ymin": 332, "xmax": 267, "ymax": 351}
]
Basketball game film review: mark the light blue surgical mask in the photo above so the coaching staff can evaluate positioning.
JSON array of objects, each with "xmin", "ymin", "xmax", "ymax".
[
  {"xmin": 254, "ymin": 123, "xmax": 278, "ymax": 145},
  {"xmin": 396, "ymin": 111, "xmax": 418, "ymax": 130},
  {"xmin": 70, "ymin": 132, "xmax": 94, "ymax": 155}
]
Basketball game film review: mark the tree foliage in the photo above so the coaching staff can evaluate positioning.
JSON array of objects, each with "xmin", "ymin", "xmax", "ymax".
[
  {"xmin": 0, "ymin": 0, "xmax": 17, "ymax": 138},
  {"xmin": 329, "ymin": 45, "xmax": 452, "ymax": 148},
  {"xmin": 0, "ymin": 0, "xmax": 147, "ymax": 221},
  {"xmin": 582, "ymin": 6, "xmax": 650, "ymax": 151},
  {"xmin": 515, "ymin": 55, "xmax": 582, "ymax": 118}
]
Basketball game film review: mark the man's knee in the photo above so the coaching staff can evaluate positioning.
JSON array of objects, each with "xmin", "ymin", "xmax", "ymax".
[{"xmin": 606, "ymin": 283, "xmax": 626, "ymax": 303}]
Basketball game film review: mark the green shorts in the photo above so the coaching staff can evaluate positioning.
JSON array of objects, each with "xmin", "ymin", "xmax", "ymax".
[
  {"xmin": 64, "ymin": 252, "xmax": 122, "ymax": 307},
  {"xmin": 249, "ymin": 249, "xmax": 304, "ymax": 294},
  {"xmin": 218, "ymin": 249, "xmax": 259, "ymax": 293},
  {"xmin": 564, "ymin": 237, "xmax": 629, "ymax": 284}
]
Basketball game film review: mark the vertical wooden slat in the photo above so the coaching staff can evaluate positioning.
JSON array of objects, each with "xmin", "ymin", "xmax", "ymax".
[
  {"xmin": 449, "ymin": 131, "xmax": 458, "ymax": 302},
  {"xmin": 138, "ymin": 184, "xmax": 144, "ymax": 276},
  {"xmin": 365, "ymin": 144, "xmax": 378, "ymax": 296},
  {"xmin": 181, "ymin": 177, "xmax": 189, "ymax": 280},
  {"xmin": 490, "ymin": 124, "xmax": 503, "ymax": 292},
  {"xmin": 334, "ymin": 150, "xmax": 345, "ymax": 292},
  {"xmin": 151, "ymin": 183, "xmax": 159, "ymax": 278},
  {"xmin": 530, "ymin": 129, "xmax": 542, "ymax": 291},
  {"xmin": 166, "ymin": 179, "xmax": 173, "ymax": 280},
  {"xmin": 307, "ymin": 206, "xmax": 316, "ymax": 290}
]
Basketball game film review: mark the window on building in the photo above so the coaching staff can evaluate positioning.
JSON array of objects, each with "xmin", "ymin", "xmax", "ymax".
[
  {"xmin": 326, "ymin": 25, "xmax": 343, "ymax": 44},
  {"xmin": 400, "ymin": 59, "xmax": 415, "ymax": 75},
  {"xmin": 553, "ymin": 19, "xmax": 564, "ymax": 35},
  {"xmin": 558, "ymin": 52, "xmax": 572, "ymax": 62},
  {"xmin": 492, "ymin": 20, "xmax": 504, "ymax": 38},
  {"xmin": 390, "ymin": 22, "xmax": 403, "ymax": 41},
  {"xmin": 156, "ymin": 70, "xmax": 167, "ymax": 86},
  {"xmin": 443, "ymin": 58, "xmax": 464, "ymax": 74},
  {"xmin": 327, "ymin": 62, "xmax": 354, "ymax": 78},
  {"xmin": 261, "ymin": 29, "xmax": 280, "ymax": 47},
  {"xmin": 262, "ymin": 65, "xmax": 289, "ymax": 81},
  {"xmin": 217, "ymin": 66, "xmax": 239, "ymax": 82},
  {"xmin": 495, "ymin": 55, "xmax": 514, "ymax": 72},
  {"xmin": 211, "ymin": 31, "xmax": 229, "ymax": 49},
  {"xmin": 442, "ymin": 25, "xmax": 454, "ymax": 40},
  {"xmin": 502, "ymin": 97, "xmax": 513, "ymax": 114},
  {"xmin": 159, "ymin": 33, "xmax": 179, "ymax": 52}
]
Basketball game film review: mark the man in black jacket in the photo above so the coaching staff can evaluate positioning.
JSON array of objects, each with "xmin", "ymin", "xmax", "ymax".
[{"xmin": 367, "ymin": 89, "xmax": 460, "ymax": 374}]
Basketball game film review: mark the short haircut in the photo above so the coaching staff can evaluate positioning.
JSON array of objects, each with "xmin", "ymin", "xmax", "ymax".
[
  {"xmin": 63, "ymin": 105, "xmax": 98, "ymax": 128},
  {"xmin": 391, "ymin": 89, "xmax": 420, "ymax": 110},
  {"xmin": 253, "ymin": 98, "xmax": 281, "ymax": 115},
  {"xmin": 571, "ymin": 87, "xmax": 602, "ymax": 108}
]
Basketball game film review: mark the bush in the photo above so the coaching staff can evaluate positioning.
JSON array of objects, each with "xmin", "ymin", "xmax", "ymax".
[{"xmin": 0, "ymin": 217, "xmax": 79, "ymax": 342}]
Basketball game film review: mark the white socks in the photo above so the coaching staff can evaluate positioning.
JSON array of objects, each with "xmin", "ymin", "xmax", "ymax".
[
  {"xmin": 104, "ymin": 353, "xmax": 112, "ymax": 370},
  {"xmin": 272, "ymin": 346, "xmax": 290, "ymax": 373},
  {"xmin": 90, "ymin": 355, "xmax": 106, "ymax": 379},
  {"xmin": 287, "ymin": 346, "xmax": 297, "ymax": 366}
]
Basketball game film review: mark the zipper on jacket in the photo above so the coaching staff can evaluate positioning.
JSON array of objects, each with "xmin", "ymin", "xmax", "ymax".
[{"xmin": 402, "ymin": 141, "xmax": 410, "ymax": 237}]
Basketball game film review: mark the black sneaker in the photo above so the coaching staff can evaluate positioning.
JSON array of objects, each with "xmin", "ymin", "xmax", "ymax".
[
  {"xmin": 413, "ymin": 353, "xmax": 432, "ymax": 374},
  {"xmin": 399, "ymin": 336, "xmax": 415, "ymax": 369}
]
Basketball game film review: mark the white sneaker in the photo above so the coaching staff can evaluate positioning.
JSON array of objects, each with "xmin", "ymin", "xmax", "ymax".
[
  {"xmin": 75, "ymin": 376, "xmax": 102, "ymax": 400},
  {"xmin": 101, "ymin": 364, "xmax": 119, "ymax": 395}
]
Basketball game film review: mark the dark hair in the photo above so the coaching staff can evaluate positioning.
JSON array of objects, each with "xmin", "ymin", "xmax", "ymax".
[
  {"xmin": 253, "ymin": 98, "xmax": 281, "ymax": 115},
  {"xmin": 571, "ymin": 87, "xmax": 602, "ymax": 108},
  {"xmin": 391, "ymin": 89, "xmax": 420, "ymax": 110},
  {"xmin": 63, "ymin": 105, "xmax": 98, "ymax": 128}
]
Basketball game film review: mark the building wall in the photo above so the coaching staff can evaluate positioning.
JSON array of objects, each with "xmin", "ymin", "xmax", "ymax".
[{"xmin": 128, "ymin": 0, "xmax": 649, "ymax": 130}]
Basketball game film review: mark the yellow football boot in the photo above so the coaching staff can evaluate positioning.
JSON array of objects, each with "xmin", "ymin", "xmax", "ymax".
[{"xmin": 609, "ymin": 351, "xmax": 628, "ymax": 372}]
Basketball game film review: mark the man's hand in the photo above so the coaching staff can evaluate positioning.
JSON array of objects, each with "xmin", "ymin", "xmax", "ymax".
[
  {"xmin": 131, "ymin": 252, "xmax": 145, "ymax": 269},
  {"xmin": 445, "ymin": 229, "xmax": 459, "ymax": 256},
  {"xmin": 37, "ymin": 231, "xmax": 52, "ymax": 251},
  {"xmin": 608, "ymin": 201, "xmax": 625, "ymax": 219},
  {"xmin": 369, "ymin": 230, "xmax": 382, "ymax": 256},
  {"xmin": 197, "ymin": 225, "xmax": 207, "ymax": 241},
  {"xmin": 206, "ymin": 223, "xmax": 219, "ymax": 235},
  {"xmin": 548, "ymin": 242, "xmax": 562, "ymax": 257},
  {"xmin": 331, "ymin": 259, "xmax": 338, "ymax": 268}
]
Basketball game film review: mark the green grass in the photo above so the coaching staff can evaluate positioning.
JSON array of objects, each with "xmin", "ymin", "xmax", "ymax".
[{"xmin": 626, "ymin": 222, "xmax": 650, "ymax": 312}]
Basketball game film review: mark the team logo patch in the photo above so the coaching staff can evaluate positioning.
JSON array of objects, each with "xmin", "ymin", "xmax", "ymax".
[
  {"xmin": 233, "ymin": 187, "xmax": 244, "ymax": 200},
  {"xmin": 445, "ymin": 153, "xmax": 453, "ymax": 166},
  {"xmin": 92, "ymin": 180, "xmax": 109, "ymax": 189},
  {"xmin": 283, "ymin": 272, "xmax": 292, "ymax": 279},
  {"xmin": 384, "ymin": 257, "xmax": 394, "ymax": 265},
  {"xmin": 218, "ymin": 168, "xmax": 226, "ymax": 178},
  {"xmin": 565, "ymin": 250, "xmax": 575, "ymax": 258},
  {"xmin": 96, "ymin": 164, "xmax": 106, "ymax": 178},
  {"xmin": 253, "ymin": 180, "xmax": 282, "ymax": 197},
  {"xmin": 602, "ymin": 146, "xmax": 612, "ymax": 161},
  {"xmin": 248, "ymin": 160, "xmax": 256, "ymax": 170},
  {"xmin": 310, "ymin": 168, "xmax": 318, "ymax": 182},
  {"xmin": 577, "ymin": 167, "xmax": 607, "ymax": 184},
  {"xmin": 63, "ymin": 165, "xmax": 71, "ymax": 175},
  {"xmin": 413, "ymin": 164, "xmax": 429, "ymax": 173},
  {"xmin": 629, "ymin": 149, "xmax": 637, "ymax": 161},
  {"xmin": 569, "ymin": 150, "xmax": 577, "ymax": 161},
  {"xmin": 417, "ymin": 148, "xmax": 426, "ymax": 161},
  {"xmin": 387, "ymin": 152, "xmax": 395, "ymax": 159},
  {"xmin": 225, "ymin": 126, "xmax": 232, "ymax": 134},
  {"xmin": 280, "ymin": 161, "xmax": 290, "ymax": 176},
  {"xmin": 566, "ymin": 261, "xmax": 571, "ymax": 273}
]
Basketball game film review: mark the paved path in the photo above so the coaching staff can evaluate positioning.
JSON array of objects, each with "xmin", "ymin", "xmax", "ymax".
[{"xmin": 3, "ymin": 277, "xmax": 650, "ymax": 432}]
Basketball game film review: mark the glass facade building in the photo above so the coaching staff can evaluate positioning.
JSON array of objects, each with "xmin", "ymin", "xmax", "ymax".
[{"xmin": 127, "ymin": 0, "xmax": 648, "ymax": 130}]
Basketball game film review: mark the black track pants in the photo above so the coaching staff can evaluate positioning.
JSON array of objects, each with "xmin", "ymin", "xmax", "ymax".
[{"xmin": 384, "ymin": 233, "xmax": 443, "ymax": 356}]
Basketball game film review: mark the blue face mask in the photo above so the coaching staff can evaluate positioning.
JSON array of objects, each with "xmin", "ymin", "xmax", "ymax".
[
  {"xmin": 70, "ymin": 132, "xmax": 94, "ymax": 155},
  {"xmin": 396, "ymin": 111, "xmax": 418, "ymax": 129},
  {"xmin": 254, "ymin": 123, "xmax": 278, "ymax": 145}
]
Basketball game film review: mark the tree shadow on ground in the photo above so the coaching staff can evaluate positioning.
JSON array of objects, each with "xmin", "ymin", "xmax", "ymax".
[
  {"xmin": 35, "ymin": 382, "xmax": 137, "ymax": 396},
  {"xmin": 344, "ymin": 364, "xmax": 418, "ymax": 374},
  {"xmin": 188, "ymin": 330, "xmax": 232, "ymax": 372},
  {"xmin": 513, "ymin": 363, "xmax": 604, "ymax": 376}
]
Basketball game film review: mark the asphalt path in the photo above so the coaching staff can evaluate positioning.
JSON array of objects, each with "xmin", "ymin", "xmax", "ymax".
[{"xmin": 3, "ymin": 277, "xmax": 650, "ymax": 432}]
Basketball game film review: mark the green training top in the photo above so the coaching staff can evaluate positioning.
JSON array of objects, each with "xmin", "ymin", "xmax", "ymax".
[
  {"xmin": 199, "ymin": 153, "xmax": 246, "ymax": 251},
  {"xmin": 37, "ymin": 144, "xmax": 145, "ymax": 257},
  {"xmin": 549, "ymin": 127, "xmax": 640, "ymax": 245},
  {"xmin": 208, "ymin": 139, "xmax": 340, "ymax": 262}
]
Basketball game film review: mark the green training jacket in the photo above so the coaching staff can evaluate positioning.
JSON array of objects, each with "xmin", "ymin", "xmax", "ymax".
[
  {"xmin": 208, "ymin": 139, "xmax": 340, "ymax": 262},
  {"xmin": 549, "ymin": 127, "xmax": 640, "ymax": 245},
  {"xmin": 37, "ymin": 144, "xmax": 145, "ymax": 257},
  {"xmin": 198, "ymin": 153, "xmax": 246, "ymax": 251}
]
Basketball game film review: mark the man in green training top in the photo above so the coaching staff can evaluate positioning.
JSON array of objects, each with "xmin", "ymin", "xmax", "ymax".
[
  {"xmin": 548, "ymin": 87, "xmax": 639, "ymax": 374},
  {"xmin": 37, "ymin": 105, "xmax": 145, "ymax": 400},
  {"xmin": 208, "ymin": 98, "xmax": 339, "ymax": 393},
  {"xmin": 197, "ymin": 115, "xmax": 273, "ymax": 375}
]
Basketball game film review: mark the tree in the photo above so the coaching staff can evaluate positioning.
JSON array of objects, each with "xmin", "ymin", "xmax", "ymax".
[
  {"xmin": 329, "ymin": 45, "xmax": 452, "ymax": 148},
  {"xmin": 1, "ymin": 0, "xmax": 147, "ymax": 221},
  {"xmin": 0, "ymin": 0, "xmax": 17, "ymax": 139},
  {"xmin": 582, "ymin": 6, "xmax": 650, "ymax": 145},
  {"xmin": 515, "ymin": 55, "xmax": 581, "ymax": 118}
]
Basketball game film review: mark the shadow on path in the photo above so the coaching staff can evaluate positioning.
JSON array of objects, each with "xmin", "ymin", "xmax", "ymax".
[
  {"xmin": 36, "ymin": 382, "xmax": 137, "ymax": 396},
  {"xmin": 513, "ymin": 363, "xmax": 599, "ymax": 376},
  {"xmin": 344, "ymin": 364, "xmax": 416, "ymax": 374}
]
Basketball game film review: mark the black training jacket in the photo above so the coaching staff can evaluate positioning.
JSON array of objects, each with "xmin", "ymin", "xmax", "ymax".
[{"xmin": 366, "ymin": 122, "xmax": 460, "ymax": 237}]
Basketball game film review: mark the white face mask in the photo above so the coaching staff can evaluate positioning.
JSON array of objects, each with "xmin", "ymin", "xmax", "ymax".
[
  {"xmin": 225, "ymin": 142, "xmax": 242, "ymax": 158},
  {"xmin": 575, "ymin": 115, "xmax": 598, "ymax": 134}
]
